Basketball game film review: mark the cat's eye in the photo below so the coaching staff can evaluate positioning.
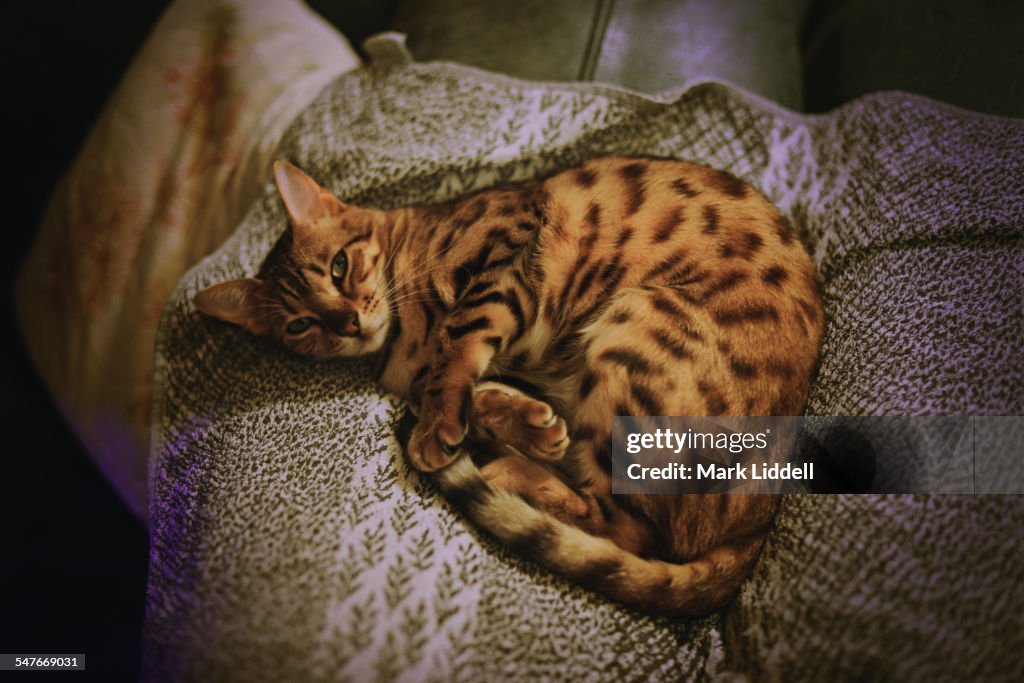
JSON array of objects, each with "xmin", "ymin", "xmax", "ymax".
[
  {"xmin": 331, "ymin": 250, "xmax": 348, "ymax": 284},
  {"xmin": 286, "ymin": 317, "xmax": 315, "ymax": 334}
]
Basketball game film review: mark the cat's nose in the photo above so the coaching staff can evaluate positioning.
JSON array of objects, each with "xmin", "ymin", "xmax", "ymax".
[{"xmin": 324, "ymin": 310, "xmax": 360, "ymax": 337}]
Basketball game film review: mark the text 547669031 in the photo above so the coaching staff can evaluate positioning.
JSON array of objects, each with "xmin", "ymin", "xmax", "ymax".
[{"xmin": 0, "ymin": 654, "xmax": 85, "ymax": 671}]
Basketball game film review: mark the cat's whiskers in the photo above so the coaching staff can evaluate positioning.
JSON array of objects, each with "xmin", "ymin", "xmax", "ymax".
[
  {"xmin": 377, "ymin": 282, "xmax": 430, "ymax": 309},
  {"xmin": 385, "ymin": 287, "xmax": 441, "ymax": 303},
  {"xmin": 387, "ymin": 260, "xmax": 452, "ymax": 293},
  {"xmin": 385, "ymin": 295, "xmax": 443, "ymax": 312},
  {"xmin": 380, "ymin": 220, "xmax": 413, "ymax": 280},
  {"xmin": 384, "ymin": 229, "xmax": 463, "ymax": 293},
  {"xmin": 372, "ymin": 226, "xmax": 466, "ymax": 311},
  {"xmin": 383, "ymin": 262, "xmax": 459, "ymax": 306},
  {"xmin": 372, "ymin": 221, "xmax": 422, "ymax": 304}
]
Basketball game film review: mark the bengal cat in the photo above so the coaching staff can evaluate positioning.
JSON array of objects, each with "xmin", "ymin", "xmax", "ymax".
[{"xmin": 195, "ymin": 157, "xmax": 824, "ymax": 615}]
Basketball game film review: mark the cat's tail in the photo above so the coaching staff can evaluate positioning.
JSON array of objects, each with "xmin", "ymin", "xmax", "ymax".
[{"xmin": 432, "ymin": 455, "xmax": 766, "ymax": 617}]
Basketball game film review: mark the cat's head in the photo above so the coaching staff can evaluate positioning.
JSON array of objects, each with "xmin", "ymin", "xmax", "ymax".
[{"xmin": 194, "ymin": 161, "xmax": 391, "ymax": 359}]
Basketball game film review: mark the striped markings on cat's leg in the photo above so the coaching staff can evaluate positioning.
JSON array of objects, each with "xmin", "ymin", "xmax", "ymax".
[
  {"xmin": 571, "ymin": 285, "xmax": 716, "ymax": 485},
  {"xmin": 561, "ymin": 285, "xmax": 719, "ymax": 554},
  {"xmin": 477, "ymin": 451, "xmax": 588, "ymax": 525},
  {"xmin": 407, "ymin": 275, "xmax": 536, "ymax": 472},
  {"xmin": 470, "ymin": 381, "xmax": 568, "ymax": 462}
]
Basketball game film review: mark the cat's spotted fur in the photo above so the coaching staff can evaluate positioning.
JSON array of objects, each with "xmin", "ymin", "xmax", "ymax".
[{"xmin": 196, "ymin": 156, "xmax": 824, "ymax": 615}]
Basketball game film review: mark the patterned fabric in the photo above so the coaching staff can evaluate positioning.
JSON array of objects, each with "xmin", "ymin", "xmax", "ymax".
[
  {"xmin": 14, "ymin": 0, "xmax": 359, "ymax": 518},
  {"xmin": 144, "ymin": 37, "xmax": 1024, "ymax": 681}
]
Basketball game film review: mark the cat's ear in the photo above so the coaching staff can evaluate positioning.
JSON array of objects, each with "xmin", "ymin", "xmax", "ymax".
[
  {"xmin": 194, "ymin": 278, "xmax": 269, "ymax": 334},
  {"xmin": 273, "ymin": 160, "xmax": 344, "ymax": 229}
]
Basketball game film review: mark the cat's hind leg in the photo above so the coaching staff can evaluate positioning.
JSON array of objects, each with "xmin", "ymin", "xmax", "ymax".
[
  {"xmin": 470, "ymin": 381, "xmax": 569, "ymax": 461},
  {"xmin": 560, "ymin": 285, "xmax": 728, "ymax": 556},
  {"xmin": 474, "ymin": 446, "xmax": 588, "ymax": 525}
]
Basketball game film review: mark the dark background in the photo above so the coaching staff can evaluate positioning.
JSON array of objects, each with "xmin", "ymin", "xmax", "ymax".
[
  {"xmin": 0, "ymin": 3, "xmax": 392, "ymax": 679},
  {"xmin": 2, "ymin": 6, "xmax": 167, "ymax": 681},
  {"xmin": 1, "ymin": 1, "xmax": 1019, "ymax": 680}
]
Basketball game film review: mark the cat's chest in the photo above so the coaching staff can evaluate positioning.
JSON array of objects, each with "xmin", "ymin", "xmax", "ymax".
[
  {"xmin": 376, "ymin": 321, "xmax": 441, "ymax": 397},
  {"xmin": 379, "ymin": 299, "xmax": 563, "ymax": 401}
]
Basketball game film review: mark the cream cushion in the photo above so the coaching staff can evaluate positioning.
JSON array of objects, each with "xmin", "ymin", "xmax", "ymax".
[{"xmin": 15, "ymin": 0, "xmax": 360, "ymax": 518}]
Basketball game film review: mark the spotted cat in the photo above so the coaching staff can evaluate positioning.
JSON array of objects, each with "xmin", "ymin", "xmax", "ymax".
[{"xmin": 195, "ymin": 156, "xmax": 824, "ymax": 615}]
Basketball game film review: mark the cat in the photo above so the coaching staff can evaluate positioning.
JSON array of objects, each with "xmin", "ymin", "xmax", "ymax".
[{"xmin": 195, "ymin": 156, "xmax": 824, "ymax": 615}]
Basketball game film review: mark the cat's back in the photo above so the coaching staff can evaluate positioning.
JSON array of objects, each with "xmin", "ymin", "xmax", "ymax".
[
  {"xmin": 539, "ymin": 156, "xmax": 821, "ymax": 316},
  {"xmin": 534, "ymin": 156, "xmax": 824, "ymax": 413},
  {"xmin": 541, "ymin": 155, "xmax": 792, "ymax": 248},
  {"xmin": 539, "ymin": 156, "xmax": 816, "ymax": 286}
]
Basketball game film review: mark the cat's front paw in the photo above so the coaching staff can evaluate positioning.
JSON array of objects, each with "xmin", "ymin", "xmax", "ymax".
[{"xmin": 407, "ymin": 402, "xmax": 469, "ymax": 472}]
